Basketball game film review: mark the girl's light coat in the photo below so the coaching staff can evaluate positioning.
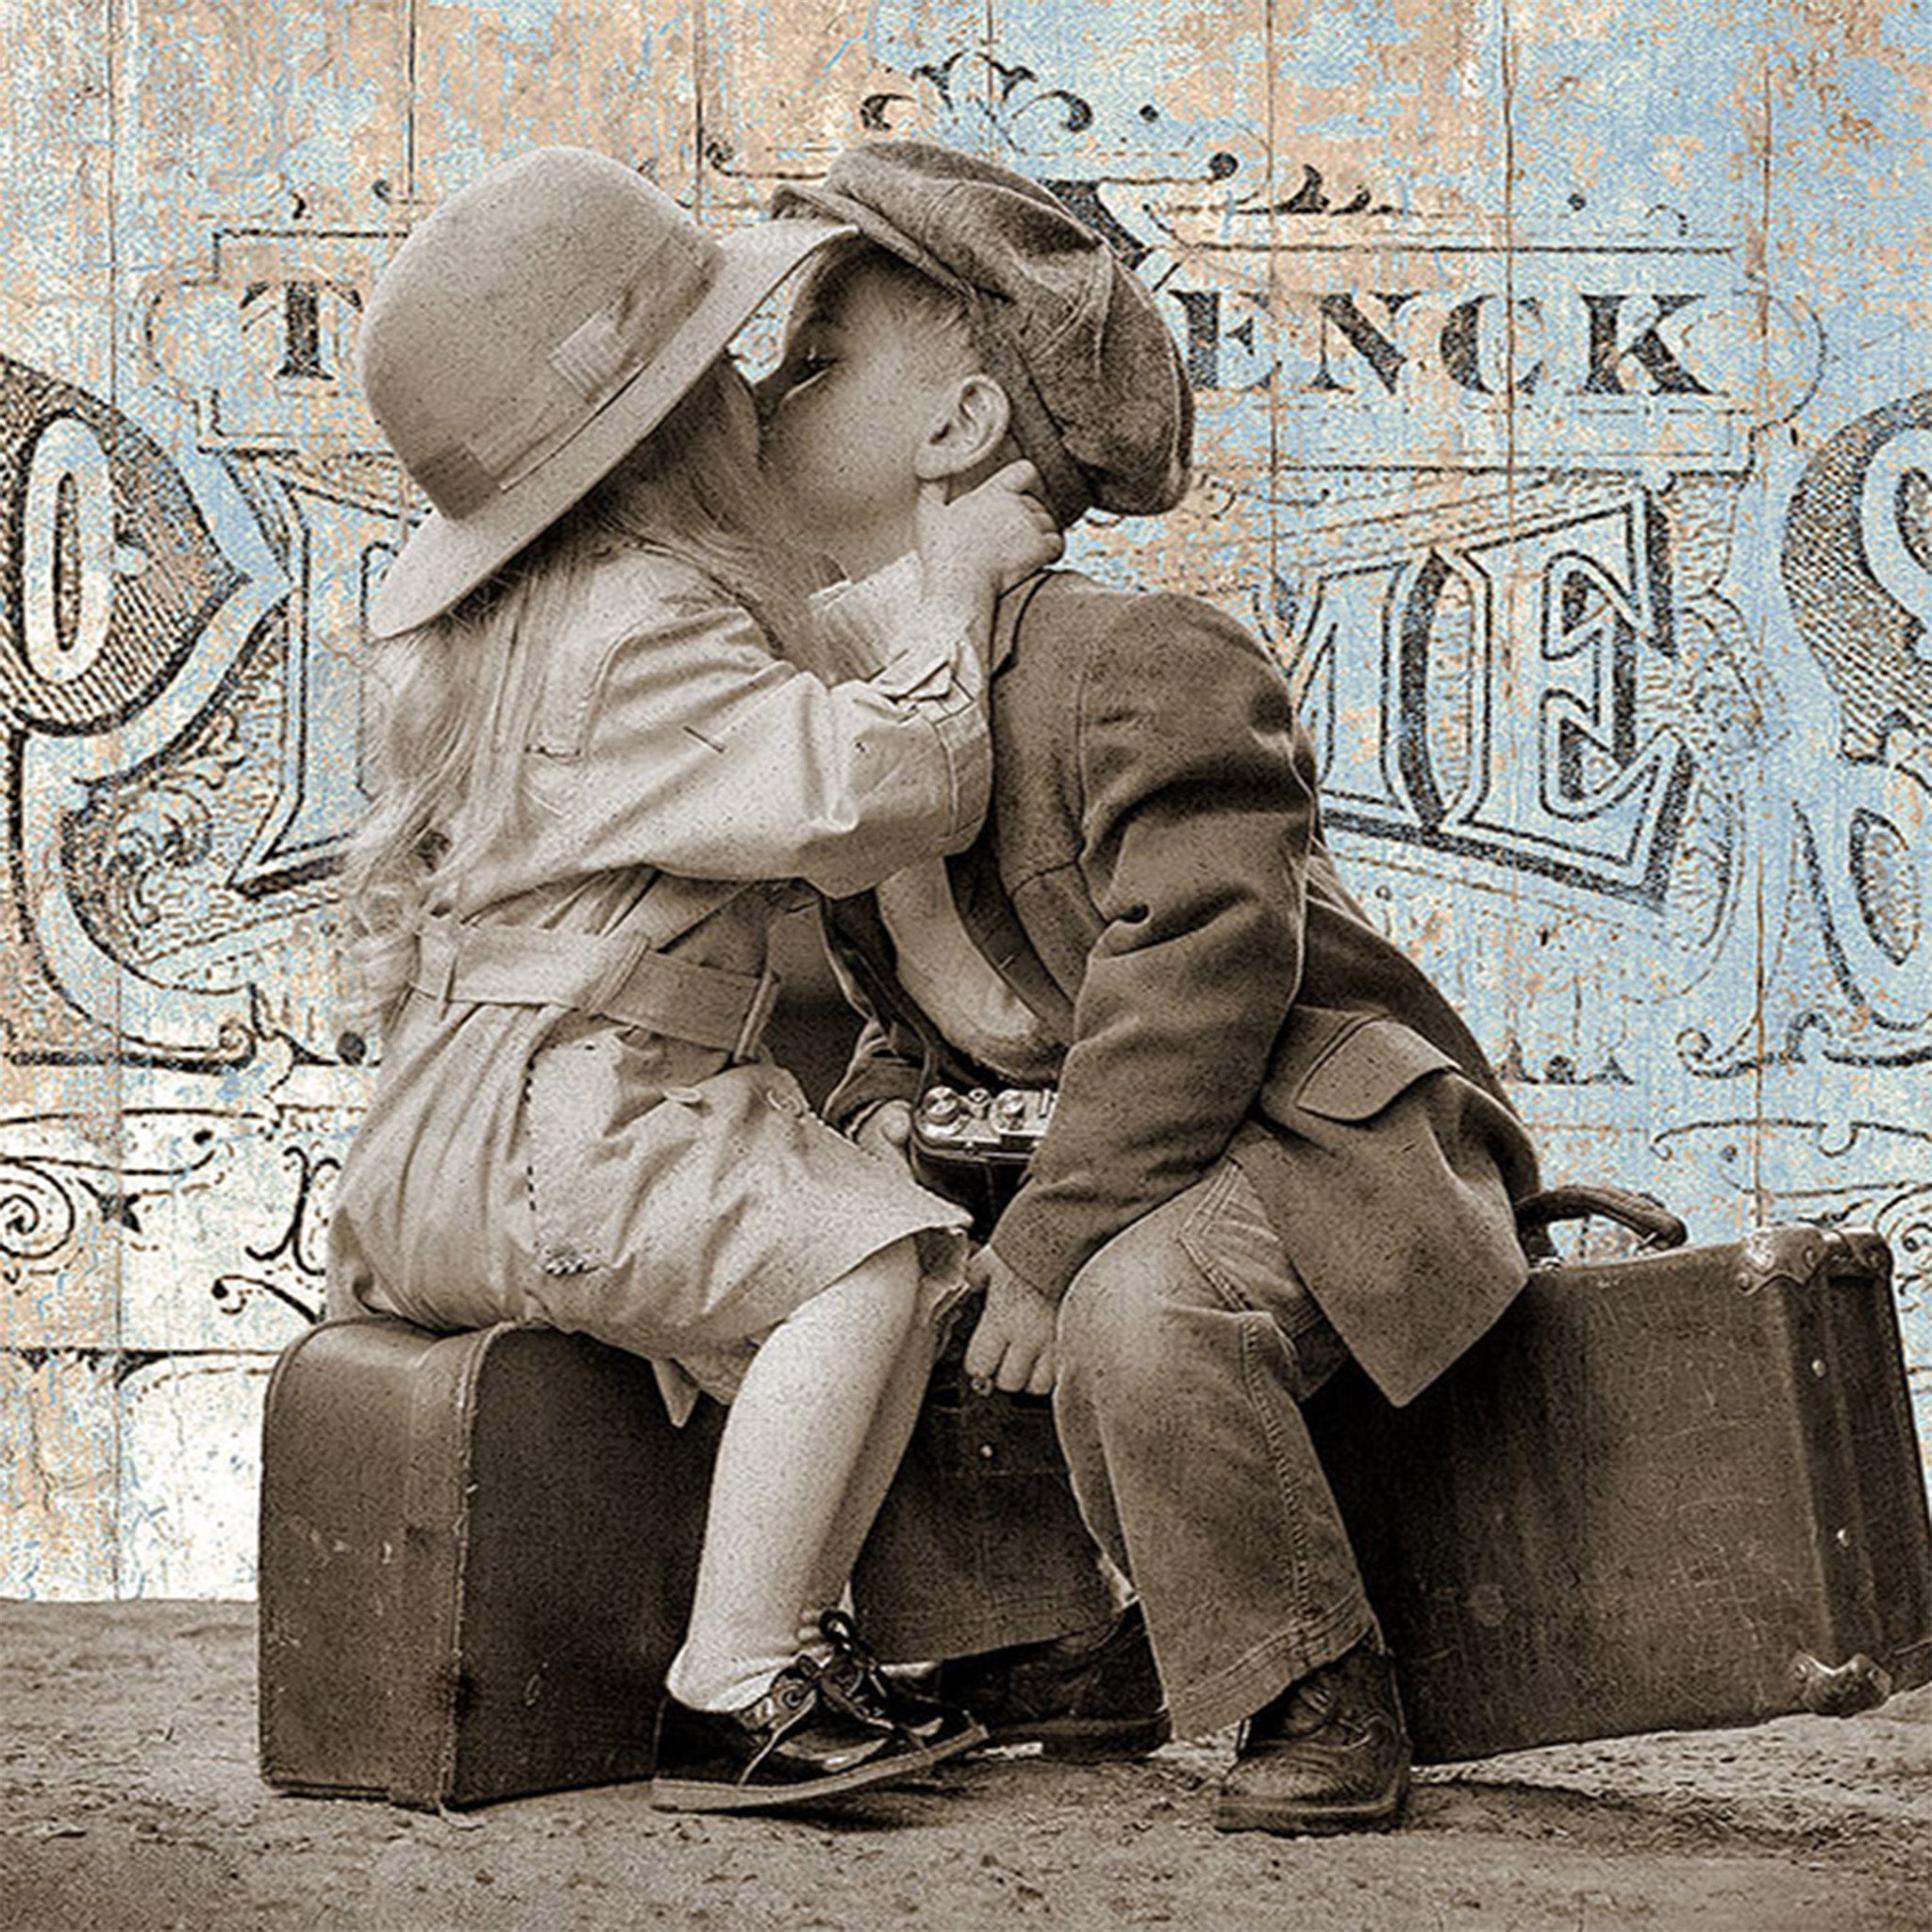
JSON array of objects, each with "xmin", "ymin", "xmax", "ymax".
[{"xmin": 327, "ymin": 548, "xmax": 980, "ymax": 1420}]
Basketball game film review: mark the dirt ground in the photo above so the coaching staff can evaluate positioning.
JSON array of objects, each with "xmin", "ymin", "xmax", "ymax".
[{"xmin": 2, "ymin": 1601, "xmax": 1928, "ymax": 1932}]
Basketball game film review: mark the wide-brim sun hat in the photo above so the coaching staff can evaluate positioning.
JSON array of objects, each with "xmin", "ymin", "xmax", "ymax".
[{"xmin": 360, "ymin": 146, "xmax": 852, "ymax": 638}]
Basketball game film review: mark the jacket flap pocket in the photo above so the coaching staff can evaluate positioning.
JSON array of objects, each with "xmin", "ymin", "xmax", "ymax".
[
  {"xmin": 525, "ymin": 632, "xmax": 625, "ymax": 760},
  {"xmin": 525, "ymin": 1032, "xmax": 619, "ymax": 1274},
  {"xmin": 1291, "ymin": 1015, "xmax": 1457, "ymax": 1123}
]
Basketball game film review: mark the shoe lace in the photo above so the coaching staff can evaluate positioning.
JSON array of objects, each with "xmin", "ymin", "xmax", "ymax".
[{"xmin": 817, "ymin": 1610, "xmax": 899, "ymax": 1724}]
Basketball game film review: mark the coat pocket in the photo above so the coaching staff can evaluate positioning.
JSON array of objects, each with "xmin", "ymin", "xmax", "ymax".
[
  {"xmin": 1263, "ymin": 1014, "xmax": 1457, "ymax": 1125},
  {"xmin": 524, "ymin": 1028, "xmax": 624, "ymax": 1276}
]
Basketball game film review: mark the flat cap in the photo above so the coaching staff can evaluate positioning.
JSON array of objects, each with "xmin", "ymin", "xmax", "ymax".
[{"xmin": 774, "ymin": 141, "xmax": 1192, "ymax": 525}]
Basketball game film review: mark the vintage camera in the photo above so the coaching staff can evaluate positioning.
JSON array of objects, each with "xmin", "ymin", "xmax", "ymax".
[{"xmin": 908, "ymin": 1083, "xmax": 1057, "ymax": 1237}]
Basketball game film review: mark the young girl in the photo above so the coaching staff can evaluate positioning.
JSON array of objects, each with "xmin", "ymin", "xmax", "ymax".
[{"xmin": 325, "ymin": 147, "xmax": 1060, "ymax": 1811}]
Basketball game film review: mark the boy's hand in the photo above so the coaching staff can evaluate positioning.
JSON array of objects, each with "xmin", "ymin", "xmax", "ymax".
[
  {"xmin": 852, "ymin": 1098, "xmax": 914, "ymax": 1172},
  {"xmin": 963, "ymin": 1246, "xmax": 1058, "ymax": 1396},
  {"xmin": 917, "ymin": 461, "xmax": 1063, "ymax": 622}
]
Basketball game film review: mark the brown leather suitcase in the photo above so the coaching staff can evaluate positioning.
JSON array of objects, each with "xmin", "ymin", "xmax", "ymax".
[
  {"xmin": 258, "ymin": 1316, "xmax": 721, "ymax": 1808},
  {"xmin": 1308, "ymin": 1187, "xmax": 1932, "ymax": 1764}
]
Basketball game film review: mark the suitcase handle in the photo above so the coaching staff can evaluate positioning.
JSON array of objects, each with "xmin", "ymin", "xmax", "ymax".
[{"xmin": 1515, "ymin": 1183, "xmax": 1689, "ymax": 1256}]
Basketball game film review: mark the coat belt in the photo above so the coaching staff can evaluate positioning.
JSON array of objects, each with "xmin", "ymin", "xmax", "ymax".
[{"xmin": 409, "ymin": 913, "xmax": 780, "ymax": 1059}]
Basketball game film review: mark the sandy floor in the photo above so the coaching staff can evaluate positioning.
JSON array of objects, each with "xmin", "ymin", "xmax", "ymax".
[{"xmin": 3, "ymin": 1601, "xmax": 1928, "ymax": 1931}]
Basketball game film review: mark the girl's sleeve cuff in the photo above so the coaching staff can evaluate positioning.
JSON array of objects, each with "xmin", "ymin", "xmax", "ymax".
[
  {"xmin": 811, "ymin": 554, "xmax": 987, "ymax": 707},
  {"xmin": 807, "ymin": 554, "xmax": 927, "ymax": 681}
]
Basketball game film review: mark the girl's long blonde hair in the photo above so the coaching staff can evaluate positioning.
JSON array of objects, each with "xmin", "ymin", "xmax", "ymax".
[{"xmin": 341, "ymin": 362, "xmax": 808, "ymax": 1022}]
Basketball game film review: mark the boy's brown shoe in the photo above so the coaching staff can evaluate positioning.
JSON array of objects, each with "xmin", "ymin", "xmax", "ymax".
[
  {"xmin": 932, "ymin": 1602, "xmax": 1170, "ymax": 1759},
  {"xmin": 1213, "ymin": 1638, "xmax": 1412, "ymax": 1835}
]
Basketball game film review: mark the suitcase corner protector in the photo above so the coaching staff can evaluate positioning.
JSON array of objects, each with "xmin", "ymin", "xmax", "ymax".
[{"xmin": 1790, "ymin": 1649, "xmax": 1893, "ymax": 1717}]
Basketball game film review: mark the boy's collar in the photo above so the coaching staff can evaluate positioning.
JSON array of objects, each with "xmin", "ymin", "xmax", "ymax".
[{"xmin": 990, "ymin": 569, "xmax": 1054, "ymax": 675}]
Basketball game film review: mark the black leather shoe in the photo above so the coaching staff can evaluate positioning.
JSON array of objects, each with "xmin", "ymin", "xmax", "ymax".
[
  {"xmin": 650, "ymin": 1657, "xmax": 972, "ymax": 1812},
  {"xmin": 815, "ymin": 1610, "xmax": 986, "ymax": 1752},
  {"xmin": 1213, "ymin": 1637, "xmax": 1412, "ymax": 1835},
  {"xmin": 932, "ymin": 1602, "xmax": 1170, "ymax": 1759}
]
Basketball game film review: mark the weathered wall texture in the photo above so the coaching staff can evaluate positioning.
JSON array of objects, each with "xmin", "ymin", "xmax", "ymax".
[{"xmin": 2, "ymin": 1, "xmax": 1930, "ymax": 1595}]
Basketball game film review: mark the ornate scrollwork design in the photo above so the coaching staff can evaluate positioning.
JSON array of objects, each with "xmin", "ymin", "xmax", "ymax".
[
  {"xmin": 860, "ymin": 48, "xmax": 1094, "ymax": 141},
  {"xmin": 209, "ymin": 1273, "xmax": 321, "ymax": 1325},
  {"xmin": 62, "ymin": 657, "xmax": 260, "ymax": 947},
  {"xmin": 0, "ymin": 1158, "xmax": 81, "ymax": 1282},
  {"xmin": 0, "ymin": 1108, "xmax": 224, "ymax": 1286}
]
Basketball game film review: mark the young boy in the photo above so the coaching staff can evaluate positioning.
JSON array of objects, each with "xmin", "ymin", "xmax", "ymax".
[{"xmin": 758, "ymin": 141, "xmax": 1541, "ymax": 1835}]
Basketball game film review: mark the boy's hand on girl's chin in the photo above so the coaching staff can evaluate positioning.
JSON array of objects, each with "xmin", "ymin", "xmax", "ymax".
[
  {"xmin": 963, "ymin": 1245, "xmax": 1058, "ymax": 1397},
  {"xmin": 915, "ymin": 460, "xmax": 1063, "ymax": 626}
]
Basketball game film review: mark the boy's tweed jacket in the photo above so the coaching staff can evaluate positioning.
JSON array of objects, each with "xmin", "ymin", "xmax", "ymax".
[{"xmin": 824, "ymin": 570, "xmax": 1541, "ymax": 1407}]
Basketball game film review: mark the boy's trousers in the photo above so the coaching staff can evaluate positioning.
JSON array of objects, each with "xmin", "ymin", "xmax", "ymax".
[{"xmin": 852, "ymin": 1153, "xmax": 1378, "ymax": 1739}]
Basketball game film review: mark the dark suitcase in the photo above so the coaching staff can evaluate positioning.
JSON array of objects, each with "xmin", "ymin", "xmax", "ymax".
[
  {"xmin": 258, "ymin": 1316, "xmax": 721, "ymax": 1808},
  {"xmin": 1307, "ymin": 1186, "xmax": 1932, "ymax": 1764}
]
